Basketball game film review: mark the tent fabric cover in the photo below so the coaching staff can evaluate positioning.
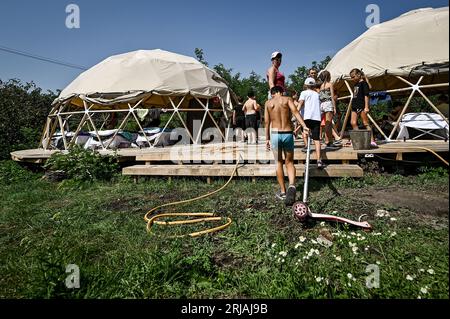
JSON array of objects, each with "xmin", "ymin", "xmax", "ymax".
[
  {"xmin": 53, "ymin": 49, "xmax": 233, "ymax": 111},
  {"xmin": 397, "ymin": 112, "xmax": 449, "ymax": 140},
  {"xmin": 325, "ymin": 7, "xmax": 449, "ymax": 93}
]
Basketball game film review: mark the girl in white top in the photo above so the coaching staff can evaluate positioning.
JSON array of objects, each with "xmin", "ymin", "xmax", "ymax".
[{"xmin": 319, "ymin": 70, "xmax": 341, "ymax": 147}]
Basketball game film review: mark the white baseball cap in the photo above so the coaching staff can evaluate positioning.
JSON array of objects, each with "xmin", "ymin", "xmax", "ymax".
[
  {"xmin": 304, "ymin": 77, "xmax": 316, "ymax": 86},
  {"xmin": 271, "ymin": 51, "xmax": 282, "ymax": 60}
]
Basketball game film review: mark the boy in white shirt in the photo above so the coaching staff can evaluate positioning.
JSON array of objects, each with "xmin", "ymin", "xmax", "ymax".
[{"xmin": 294, "ymin": 77, "xmax": 324, "ymax": 168}]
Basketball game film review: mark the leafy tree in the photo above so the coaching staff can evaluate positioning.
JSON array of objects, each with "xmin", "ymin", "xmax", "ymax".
[
  {"xmin": 287, "ymin": 56, "xmax": 332, "ymax": 93},
  {"xmin": 0, "ymin": 79, "xmax": 58, "ymax": 159},
  {"xmin": 318, "ymin": 55, "xmax": 332, "ymax": 70},
  {"xmin": 194, "ymin": 48, "xmax": 208, "ymax": 66}
]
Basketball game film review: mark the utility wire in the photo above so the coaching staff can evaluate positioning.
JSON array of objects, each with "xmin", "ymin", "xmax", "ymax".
[{"xmin": 0, "ymin": 45, "xmax": 88, "ymax": 71}]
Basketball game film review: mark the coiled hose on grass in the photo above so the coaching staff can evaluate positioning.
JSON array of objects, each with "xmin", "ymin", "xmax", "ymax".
[{"xmin": 144, "ymin": 154, "xmax": 244, "ymax": 238}]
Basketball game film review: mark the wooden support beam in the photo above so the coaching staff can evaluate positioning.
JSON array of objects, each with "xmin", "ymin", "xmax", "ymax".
[{"xmin": 340, "ymin": 80, "xmax": 354, "ymax": 138}]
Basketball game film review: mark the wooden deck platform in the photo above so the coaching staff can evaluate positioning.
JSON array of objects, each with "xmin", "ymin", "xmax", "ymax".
[{"xmin": 11, "ymin": 139, "xmax": 448, "ymax": 178}]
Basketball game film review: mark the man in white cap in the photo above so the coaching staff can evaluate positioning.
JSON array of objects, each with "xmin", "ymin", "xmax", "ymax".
[{"xmin": 266, "ymin": 51, "xmax": 285, "ymax": 99}]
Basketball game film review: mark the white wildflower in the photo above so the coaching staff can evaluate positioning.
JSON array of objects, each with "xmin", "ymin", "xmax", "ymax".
[
  {"xmin": 315, "ymin": 276, "xmax": 323, "ymax": 282},
  {"xmin": 419, "ymin": 268, "xmax": 425, "ymax": 272},
  {"xmin": 376, "ymin": 209, "xmax": 390, "ymax": 217},
  {"xmin": 347, "ymin": 273, "xmax": 354, "ymax": 280},
  {"xmin": 427, "ymin": 269, "xmax": 435, "ymax": 275},
  {"xmin": 373, "ymin": 232, "xmax": 382, "ymax": 236},
  {"xmin": 390, "ymin": 217, "xmax": 397, "ymax": 222},
  {"xmin": 335, "ymin": 256, "xmax": 342, "ymax": 262},
  {"xmin": 406, "ymin": 275, "xmax": 414, "ymax": 281},
  {"xmin": 390, "ymin": 231, "xmax": 397, "ymax": 237},
  {"xmin": 332, "ymin": 232, "xmax": 340, "ymax": 237},
  {"xmin": 279, "ymin": 251, "xmax": 288, "ymax": 257},
  {"xmin": 349, "ymin": 242, "xmax": 356, "ymax": 248},
  {"xmin": 352, "ymin": 246, "xmax": 359, "ymax": 254},
  {"xmin": 376, "ymin": 261, "xmax": 381, "ymax": 265},
  {"xmin": 271, "ymin": 243, "xmax": 276, "ymax": 248},
  {"xmin": 351, "ymin": 232, "xmax": 356, "ymax": 236},
  {"xmin": 294, "ymin": 243, "xmax": 303, "ymax": 249},
  {"xmin": 420, "ymin": 287, "xmax": 429, "ymax": 294},
  {"xmin": 299, "ymin": 236, "xmax": 306, "ymax": 242},
  {"xmin": 311, "ymin": 239, "xmax": 318, "ymax": 244},
  {"xmin": 320, "ymin": 221, "xmax": 325, "ymax": 226}
]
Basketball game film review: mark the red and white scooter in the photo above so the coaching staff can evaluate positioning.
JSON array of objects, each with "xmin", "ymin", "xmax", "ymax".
[{"xmin": 292, "ymin": 135, "xmax": 372, "ymax": 230}]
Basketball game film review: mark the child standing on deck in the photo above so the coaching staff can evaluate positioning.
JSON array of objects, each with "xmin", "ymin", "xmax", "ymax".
[
  {"xmin": 243, "ymin": 90, "xmax": 260, "ymax": 144},
  {"xmin": 349, "ymin": 68, "xmax": 378, "ymax": 148},
  {"xmin": 295, "ymin": 77, "xmax": 324, "ymax": 168}
]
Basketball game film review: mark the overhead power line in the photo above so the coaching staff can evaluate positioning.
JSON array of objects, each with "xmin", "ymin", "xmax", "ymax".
[{"xmin": 0, "ymin": 45, "xmax": 88, "ymax": 71}]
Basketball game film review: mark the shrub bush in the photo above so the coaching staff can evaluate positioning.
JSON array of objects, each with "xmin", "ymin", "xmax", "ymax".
[
  {"xmin": 0, "ymin": 79, "xmax": 57, "ymax": 160},
  {"xmin": 44, "ymin": 146, "xmax": 119, "ymax": 182}
]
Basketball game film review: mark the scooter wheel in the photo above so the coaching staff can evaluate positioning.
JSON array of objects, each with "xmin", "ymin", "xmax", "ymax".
[{"xmin": 292, "ymin": 201, "xmax": 309, "ymax": 222}]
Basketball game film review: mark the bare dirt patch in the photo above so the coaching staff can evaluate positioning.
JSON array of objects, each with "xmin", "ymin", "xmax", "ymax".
[{"xmin": 354, "ymin": 187, "xmax": 449, "ymax": 217}]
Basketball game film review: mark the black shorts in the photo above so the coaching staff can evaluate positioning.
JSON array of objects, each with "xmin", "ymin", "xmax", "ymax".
[
  {"xmin": 304, "ymin": 119, "xmax": 321, "ymax": 141},
  {"xmin": 352, "ymin": 104, "xmax": 364, "ymax": 113},
  {"xmin": 235, "ymin": 116, "xmax": 246, "ymax": 129},
  {"xmin": 245, "ymin": 114, "xmax": 258, "ymax": 131}
]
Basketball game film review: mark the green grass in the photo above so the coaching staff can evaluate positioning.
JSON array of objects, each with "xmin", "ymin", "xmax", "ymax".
[{"xmin": 0, "ymin": 161, "xmax": 448, "ymax": 298}]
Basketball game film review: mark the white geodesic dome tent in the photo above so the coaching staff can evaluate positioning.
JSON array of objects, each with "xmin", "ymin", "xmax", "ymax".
[
  {"xmin": 41, "ymin": 49, "xmax": 236, "ymax": 150},
  {"xmin": 325, "ymin": 7, "xmax": 449, "ymax": 140}
]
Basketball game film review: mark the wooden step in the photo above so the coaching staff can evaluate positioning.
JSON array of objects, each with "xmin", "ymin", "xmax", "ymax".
[
  {"xmin": 134, "ymin": 146, "xmax": 358, "ymax": 162},
  {"xmin": 122, "ymin": 163, "xmax": 363, "ymax": 178}
]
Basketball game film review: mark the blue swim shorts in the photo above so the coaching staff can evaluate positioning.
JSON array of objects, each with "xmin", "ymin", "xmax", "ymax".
[{"xmin": 271, "ymin": 131, "xmax": 294, "ymax": 153}]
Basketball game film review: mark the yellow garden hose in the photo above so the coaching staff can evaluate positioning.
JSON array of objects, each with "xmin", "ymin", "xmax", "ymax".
[
  {"xmin": 414, "ymin": 147, "xmax": 449, "ymax": 166},
  {"xmin": 144, "ymin": 154, "xmax": 244, "ymax": 238},
  {"xmin": 381, "ymin": 145, "xmax": 449, "ymax": 166}
]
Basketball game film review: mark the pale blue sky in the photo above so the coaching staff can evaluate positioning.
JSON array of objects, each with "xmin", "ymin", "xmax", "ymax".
[{"xmin": 0, "ymin": 0, "xmax": 448, "ymax": 92}]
